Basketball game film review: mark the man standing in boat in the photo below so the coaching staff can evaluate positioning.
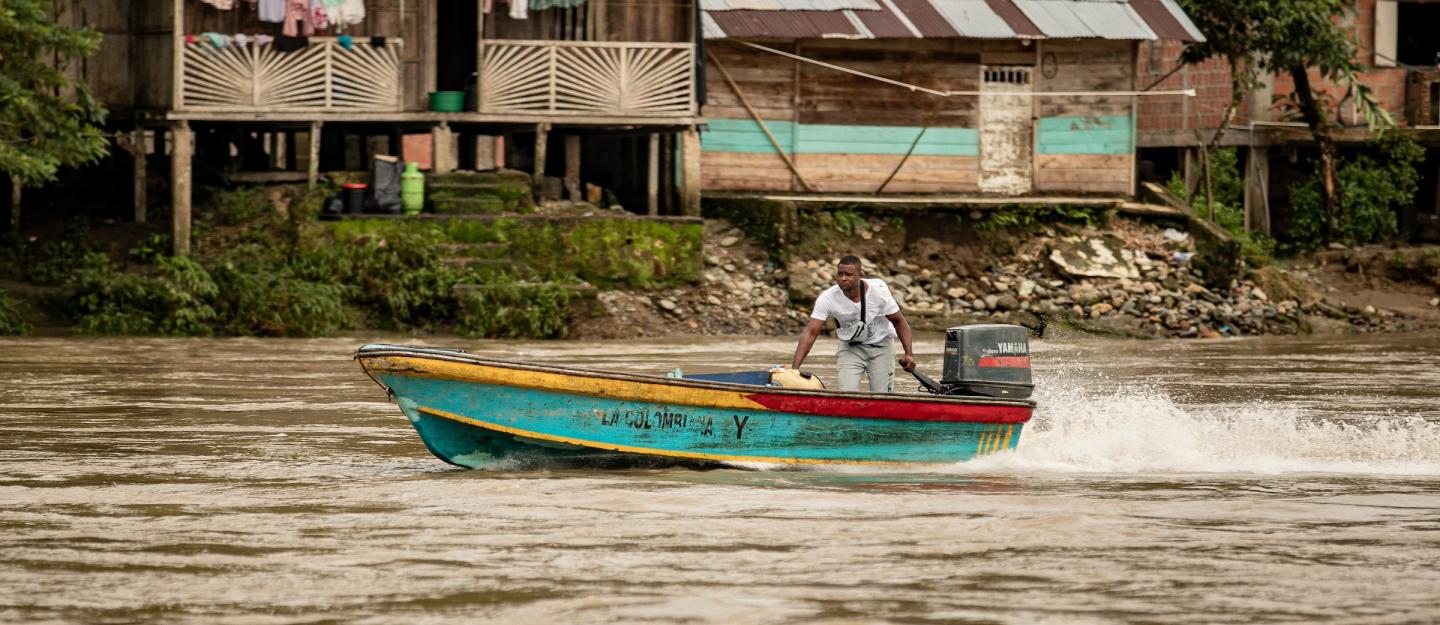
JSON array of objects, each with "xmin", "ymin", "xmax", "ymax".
[{"xmin": 791, "ymin": 255, "xmax": 916, "ymax": 392}]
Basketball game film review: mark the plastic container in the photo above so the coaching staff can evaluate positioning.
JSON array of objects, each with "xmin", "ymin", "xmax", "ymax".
[
  {"xmin": 428, "ymin": 91, "xmax": 465, "ymax": 112},
  {"xmin": 341, "ymin": 183, "xmax": 368, "ymax": 214},
  {"xmin": 400, "ymin": 162, "xmax": 425, "ymax": 215}
]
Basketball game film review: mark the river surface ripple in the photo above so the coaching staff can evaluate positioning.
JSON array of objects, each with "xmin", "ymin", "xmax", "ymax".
[{"xmin": 1, "ymin": 334, "xmax": 1438, "ymax": 624}]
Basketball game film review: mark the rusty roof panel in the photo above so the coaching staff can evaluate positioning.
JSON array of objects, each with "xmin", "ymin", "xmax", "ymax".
[
  {"xmin": 703, "ymin": 0, "xmax": 1201, "ymax": 41},
  {"xmin": 889, "ymin": 0, "xmax": 961, "ymax": 37},
  {"xmin": 1158, "ymin": 0, "xmax": 1204, "ymax": 41},
  {"xmin": 707, "ymin": 9, "xmax": 861, "ymax": 38},
  {"xmin": 929, "ymin": 0, "xmax": 1016, "ymax": 38},
  {"xmin": 1010, "ymin": 0, "xmax": 1091, "ymax": 37},
  {"xmin": 853, "ymin": 5, "xmax": 917, "ymax": 37},
  {"xmin": 1127, "ymin": 0, "xmax": 1193, "ymax": 41},
  {"xmin": 984, "ymin": 0, "xmax": 1043, "ymax": 37},
  {"xmin": 700, "ymin": 0, "xmax": 881, "ymax": 11}
]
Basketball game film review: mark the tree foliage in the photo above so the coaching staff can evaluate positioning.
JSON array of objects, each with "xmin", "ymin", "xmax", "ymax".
[
  {"xmin": 1177, "ymin": 0, "xmax": 1393, "ymax": 243},
  {"xmin": 0, "ymin": 0, "xmax": 110, "ymax": 185}
]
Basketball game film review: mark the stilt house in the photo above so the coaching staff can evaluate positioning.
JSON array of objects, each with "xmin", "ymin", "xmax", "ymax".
[
  {"xmin": 59, "ymin": 0, "xmax": 702, "ymax": 254},
  {"xmin": 697, "ymin": 0, "xmax": 1203, "ymax": 197}
]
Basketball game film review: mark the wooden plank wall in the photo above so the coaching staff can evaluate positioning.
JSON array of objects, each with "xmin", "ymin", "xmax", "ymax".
[
  {"xmin": 702, "ymin": 39, "xmax": 1002, "ymax": 194},
  {"xmin": 56, "ymin": 0, "xmax": 137, "ymax": 112},
  {"xmin": 485, "ymin": 0, "xmax": 690, "ymax": 42},
  {"xmin": 132, "ymin": 0, "xmax": 175, "ymax": 112},
  {"xmin": 1032, "ymin": 40, "xmax": 1136, "ymax": 195}
]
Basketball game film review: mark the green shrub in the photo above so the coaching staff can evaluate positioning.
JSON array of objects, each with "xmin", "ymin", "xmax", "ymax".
[
  {"xmin": 456, "ymin": 280, "xmax": 576, "ymax": 339},
  {"xmin": 1165, "ymin": 148, "xmax": 1275, "ymax": 264},
  {"xmin": 1285, "ymin": 133, "xmax": 1423, "ymax": 251},
  {"xmin": 975, "ymin": 204, "xmax": 1096, "ymax": 233},
  {"xmin": 0, "ymin": 290, "xmax": 30, "ymax": 336},
  {"xmin": 66, "ymin": 256, "xmax": 218, "ymax": 336},
  {"xmin": 210, "ymin": 262, "xmax": 350, "ymax": 337}
]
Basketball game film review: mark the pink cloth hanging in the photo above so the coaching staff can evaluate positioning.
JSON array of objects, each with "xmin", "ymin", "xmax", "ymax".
[{"xmin": 283, "ymin": 0, "xmax": 316, "ymax": 36}]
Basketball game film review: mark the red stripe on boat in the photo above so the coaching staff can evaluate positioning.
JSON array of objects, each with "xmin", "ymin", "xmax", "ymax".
[
  {"xmin": 744, "ymin": 393, "xmax": 1031, "ymax": 423},
  {"xmin": 978, "ymin": 356, "xmax": 1030, "ymax": 368}
]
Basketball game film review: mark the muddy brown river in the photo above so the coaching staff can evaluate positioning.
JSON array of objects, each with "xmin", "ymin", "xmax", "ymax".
[{"xmin": 1, "ymin": 333, "xmax": 1438, "ymax": 624}]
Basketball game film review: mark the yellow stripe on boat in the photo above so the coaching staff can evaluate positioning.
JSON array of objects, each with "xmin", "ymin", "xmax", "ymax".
[
  {"xmin": 1002, "ymin": 424, "xmax": 1015, "ymax": 450},
  {"xmin": 415, "ymin": 405, "xmax": 906, "ymax": 466},
  {"xmin": 371, "ymin": 355, "xmax": 768, "ymax": 411}
]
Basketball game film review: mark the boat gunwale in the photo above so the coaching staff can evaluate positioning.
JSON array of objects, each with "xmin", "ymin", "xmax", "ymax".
[{"xmin": 353, "ymin": 344, "xmax": 1036, "ymax": 410}]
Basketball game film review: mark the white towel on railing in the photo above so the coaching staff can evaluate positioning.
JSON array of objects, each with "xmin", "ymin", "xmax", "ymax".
[
  {"xmin": 508, "ymin": 0, "xmax": 527, "ymax": 20},
  {"xmin": 328, "ymin": 0, "xmax": 365, "ymax": 27},
  {"xmin": 258, "ymin": 0, "xmax": 285, "ymax": 22}
]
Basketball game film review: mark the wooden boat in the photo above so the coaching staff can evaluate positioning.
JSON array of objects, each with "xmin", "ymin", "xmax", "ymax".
[{"xmin": 355, "ymin": 341, "xmax": 1036, "ymax": 468}]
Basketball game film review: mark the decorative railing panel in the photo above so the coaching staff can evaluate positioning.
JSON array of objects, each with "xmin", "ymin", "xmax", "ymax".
[
  {"xmin": 178, "ymin": 37, "xmax": 404, "ymax": 112},
  {"xmin": 480, "ymin": 40, "xmax": 695, "ymax": 118}
]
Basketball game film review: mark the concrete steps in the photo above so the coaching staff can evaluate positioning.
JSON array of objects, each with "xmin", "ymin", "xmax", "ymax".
[{"xmin": 427, "ymin": 169, "xmax": 533, "ymax": 214}]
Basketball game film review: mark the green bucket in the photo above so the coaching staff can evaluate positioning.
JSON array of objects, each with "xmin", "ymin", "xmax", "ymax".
[{"xmin": 429, "ymin": 91, "xmax": 465, "ymax": 112}]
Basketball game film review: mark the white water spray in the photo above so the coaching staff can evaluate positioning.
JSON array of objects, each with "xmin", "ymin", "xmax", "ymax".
[{"xmin": 957, "ymin": 362, "xmax": 1440, "ymax": 476}]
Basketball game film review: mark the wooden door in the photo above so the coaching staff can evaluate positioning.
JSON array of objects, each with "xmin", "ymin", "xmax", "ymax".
[{"xmin": 979, "ymin": 65, "xmax": 1033, "ymax": 195}]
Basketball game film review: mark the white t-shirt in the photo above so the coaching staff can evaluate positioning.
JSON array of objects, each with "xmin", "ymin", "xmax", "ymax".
[{"xmin": 810, "ymin": 278, "xmax": 900, "ymax": 347}]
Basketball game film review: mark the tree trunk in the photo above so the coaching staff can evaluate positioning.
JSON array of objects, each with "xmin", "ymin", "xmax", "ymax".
[
  {"xmin": 8, "ymin": 175, "xmax": 19, "ymax": 233},
  {"xmin": 1289, "ymin": 65, "xmax": 1340, "ymax": 244}
]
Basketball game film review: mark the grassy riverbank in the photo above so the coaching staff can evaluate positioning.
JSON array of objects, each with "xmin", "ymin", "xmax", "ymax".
[{"xmin": 2, "ymin": 183, "xmax": 1437, "ymax": 340}]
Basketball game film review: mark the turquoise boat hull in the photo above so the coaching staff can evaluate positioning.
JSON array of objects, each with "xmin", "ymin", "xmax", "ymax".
[{"xmin": 356, "ymin": 344, "xmax": 1034, "ymax": 468}]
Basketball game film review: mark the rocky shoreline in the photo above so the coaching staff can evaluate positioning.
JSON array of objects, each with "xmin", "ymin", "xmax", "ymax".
[{"xmin": 576, "ymin": 214, "xmax": 1440, "ymax": 340}]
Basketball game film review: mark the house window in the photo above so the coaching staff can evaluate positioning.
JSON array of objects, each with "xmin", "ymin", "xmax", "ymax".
[{"xmin": 1397, "ymin": 2, "xmax": 1440, "ymax": 66}]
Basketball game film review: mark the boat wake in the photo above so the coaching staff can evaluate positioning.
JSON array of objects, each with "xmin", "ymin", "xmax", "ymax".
[{"xmin": 953, "ymin": 365, "xmax": 1440, "ymax": 477}]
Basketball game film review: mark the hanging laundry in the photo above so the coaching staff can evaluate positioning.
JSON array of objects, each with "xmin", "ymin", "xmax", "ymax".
[
  {"xmin": 283, "ymin": 0, "xmax": 316, "ymax": 36},
  {"xmin": 274, "ymin": 34, "xmax": 308, "ymax": 52},
  {"xmin": 327, "ymin": 0, "xmax": 365, "ymax": 28},
  {"xmin": 184, "ymin": 34, "xmax": 197, "ymax": 44},
  {"xmin": 508, "ymin": 0, "xmax": 527, "ymax": 20},
  {"xmin": 337, "ymin": 34, "xmax": 353, "ymax": 50},
  {"xmin": 200, "ymin": 0, "xmax": 236, "ymax": 10},
  {"xmin": 256, "ymin": 34, "xmax": 274, "ymax": 46},
  {"xmin": 201, "ymin": 32, "xmax": 232, "ymax": 48},
  {"xmin": 258, "ymin": 0, "xmax": 285, "ymax": 22},
  {"xmin": 311, "ymin": 0, "xmax": 330, "ymax": 31},
  {"xmin": 529, "ymin": 0, "xmax": 587, "ymax": 9},
  {"xmin": 482, "ymin": 0, "xmax": 493, "ymax": 14}
]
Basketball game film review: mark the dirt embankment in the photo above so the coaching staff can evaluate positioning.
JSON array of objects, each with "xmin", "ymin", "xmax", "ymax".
[{"xmin": 576, "ymin": 214, "xmax": 1440, "ymax": 340}]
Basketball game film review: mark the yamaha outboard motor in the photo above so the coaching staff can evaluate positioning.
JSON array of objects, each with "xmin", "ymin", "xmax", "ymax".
[{"xmin": 916, "ymin": 324, "xmax": 1033, "ymax": 399}]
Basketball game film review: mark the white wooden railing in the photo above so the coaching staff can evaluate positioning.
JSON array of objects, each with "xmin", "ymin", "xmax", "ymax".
[
  {"xmin": 177, "ymin": 37, "xmax": 404, "ymax": 112},
  {"xmin": 479, "ymin": 40, "xmax": 695, "ymax": 118}
]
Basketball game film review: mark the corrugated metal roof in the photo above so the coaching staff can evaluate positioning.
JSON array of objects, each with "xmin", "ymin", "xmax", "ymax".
[
  {"xmin": 708, "ymin": 9, "xmax": 861, "ymax": 38},
  {"xmin": 984, "ymin": 0, "xmax": 1043, "ymax": 37},
  {"xmin": 702, "ymin": 0, "xmax": 1202, "ymax": 41},
  {"xmin": 1066, "ymin": 1, "xmax": 1156, "ymax": 40},
  {"xmin": 927, "ymin": 0, "xmax": 1015, "ymax": 39},
  {"xmin": 1157, "ymin": 0, "xmax": 1204, "ymax": 41},
  {"xmin": 700, "ymin": 0, "xmax": 880, "ymax": 10}
]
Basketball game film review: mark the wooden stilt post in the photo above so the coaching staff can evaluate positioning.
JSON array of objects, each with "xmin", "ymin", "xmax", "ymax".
[
  {"xmin": 680, "ymin": 127, "xmax": 701, "ymax": 216},
  {"xmin": 1244, "ymin": 145, "xmax": 1271, "ymax": 236},
  {"xmin": 133, "ymin": 128, "xmax": 148, "ymax": 223},
  {"xmin": 647, "ymin": 132, "xmax": 659, "ymax": 215},
  {"xmin": 274, "ymin": 131, "xmax": 288, "ymax": 170},
  {"xmin": 307, "ymin": 121, "xmax": 322, "ymax": 187},
  {"xmin": 564, "ymin": 134, "xmax": 581, "ymax": 201},
  {"xmin": 8, "ymin": 175, "xmax": 20, "ymax": 233},
  {"xmin": 432, "ymin": 122, "xmax": 455, "ymax": 174},
  {"xmin": 533, "ymin": 122, "xmax": 549, "ymax": 199},
  {"xmin": 171, "ymin": 122, "xmax": 193, "ymax": 257}
]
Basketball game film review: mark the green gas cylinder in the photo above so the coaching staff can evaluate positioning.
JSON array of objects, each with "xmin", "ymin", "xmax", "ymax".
[{"xmin": 400, "ymin": 162, "xmax": 425, "ymax": 215}]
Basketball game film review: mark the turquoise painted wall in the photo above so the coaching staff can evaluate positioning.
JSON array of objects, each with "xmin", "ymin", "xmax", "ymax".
[
  {"xmin": 701, "ymin": 119, "xmax": 979, "ymax": 157},
  {"xmin": 700, "ymin": 115, "xmax": 1134, "ymax": 157},
  {"xmin": 1036, "ymin": 115, "xmax": 1133, "ymax": 155}
]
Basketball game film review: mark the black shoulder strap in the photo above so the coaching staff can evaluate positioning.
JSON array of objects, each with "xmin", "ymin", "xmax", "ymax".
[{"xmin": 860, "ymin": 281, "xmax": 867, "ymax": 324}]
